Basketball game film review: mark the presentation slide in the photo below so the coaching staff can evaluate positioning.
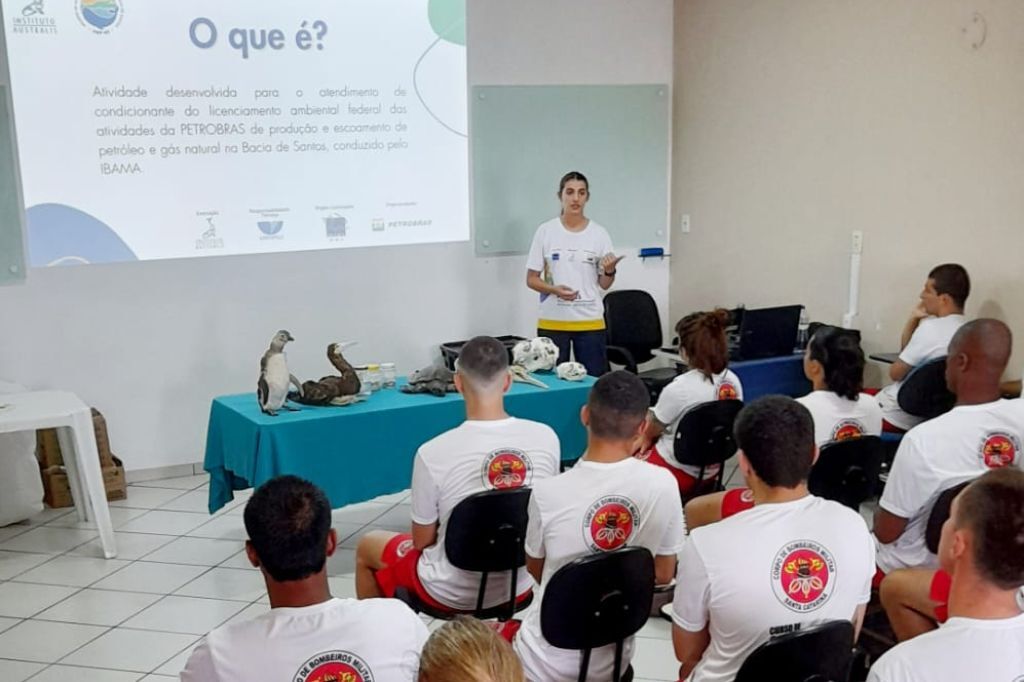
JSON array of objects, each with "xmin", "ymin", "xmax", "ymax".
[{"xmin": 1, "ymin": 0, "xmax": 467, "ymax": 266}]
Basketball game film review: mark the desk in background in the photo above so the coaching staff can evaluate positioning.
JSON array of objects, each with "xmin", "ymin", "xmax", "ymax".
[
  {"xmin": 652, "ymin": 350, "xmax": 811, "ymax": 401},
  {"xmin": 204, "ymin": 375, "xmax": 595, "ymax": 513}
]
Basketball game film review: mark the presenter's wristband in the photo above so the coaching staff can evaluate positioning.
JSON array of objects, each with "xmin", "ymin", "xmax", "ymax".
[{"xmin": 604, "ymin": 269, "xmax": 617, "ymax": 277}]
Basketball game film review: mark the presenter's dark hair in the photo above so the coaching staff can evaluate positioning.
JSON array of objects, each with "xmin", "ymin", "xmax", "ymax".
[
  {"xmin": 244, "ymin": 475, "xmax": 331, "ymax": 582},
  {"xmin": 808, "ymin": 326, "xmax": 865, "ymax": 401},
  {"xmin": 929, "ymin": 263, "xmax": 970, "ymax": 309},
  {"xmin": 456, "ymin": 336, "xmax": 509, "ymax": 386},
  {"xmin": 587, "ymin": 370, "xmax": 649, "ymax": 440},
  {"xmin": 676, "ymin": 309, "xmax": 731, "ymax": 378},
  {"xmin": 735, "ymin": 396, "xmax": 815, "ymax": 488},
  {"xmin": 955, "ymin": 468, "xmax": 1024, "ymax": 589},
  {"xmin": 558, "ymin": 171, "xmax": 589, "ymax": 196}
]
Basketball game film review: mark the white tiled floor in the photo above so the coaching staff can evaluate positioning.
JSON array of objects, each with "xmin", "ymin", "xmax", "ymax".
[{"xmin": 0, "ymin": 472, "xmax": 685, "ymax": 681}]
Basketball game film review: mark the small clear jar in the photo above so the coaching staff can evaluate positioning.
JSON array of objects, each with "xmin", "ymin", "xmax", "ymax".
[
  {"xmin": 365, "ymin": 364, "xmax": 383, "ymax": 392},
  {"xmin": 380, "ymin": 362, "xmax": 397, "ymax": 389},
  {"xmin": 356, "ymin": 366, "xmax": 372, "ymax": 398}
]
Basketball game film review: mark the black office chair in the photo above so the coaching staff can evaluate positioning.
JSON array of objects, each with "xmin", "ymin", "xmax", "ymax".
[
  {"xmin": 603, "ymin": 290, "xmax": 680, "ymax": 402},
  {"xmin": 673, "ymin": 400, "xmax": 744, "ymax": 500},
  {"xmin": 541, "ymin": 547, "xmax": 654, "ymax": 682},
  {"xmin": 925, "ymin": 478, "xmax": 975, "ymax": 553},
  {"xmin": 734, "ymin": 620, "xmax": 855, "ymax": 682},
  {"xmin": 394, "ymin": 488, "xmax": 533, "ymax": 621},
  {"xmin": 897, "ymin": 357, "xmax": 956, "ymax": 421},
  {"xmin": 808, "ymin": 436, "xmax": 884, "ymax": 511}
]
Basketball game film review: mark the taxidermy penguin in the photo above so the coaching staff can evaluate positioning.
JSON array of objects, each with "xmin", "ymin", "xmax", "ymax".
[{"xmin": 258, "ymin": 330, "xmax": 303, "ymax": 416}]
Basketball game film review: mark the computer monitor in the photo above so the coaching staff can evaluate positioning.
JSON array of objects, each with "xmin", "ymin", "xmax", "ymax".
[{"xmin": 733, "ymin": 305, "xmax": 803, "ymax": 361}]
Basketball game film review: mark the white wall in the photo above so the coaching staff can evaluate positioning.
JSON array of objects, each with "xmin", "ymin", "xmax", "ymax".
[
  {"xmin": 0, "ymin": 0, "xmax": 674, "ymax": 472},
  {"xmin": 671, "ymin": 0, "xmax": 1024, "ymax": 386}
]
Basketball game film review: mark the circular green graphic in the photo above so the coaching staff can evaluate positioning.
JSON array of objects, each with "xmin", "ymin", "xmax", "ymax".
[{"xmin": 428, "ymin": 0, "xmax": 465, "ymax": 46}]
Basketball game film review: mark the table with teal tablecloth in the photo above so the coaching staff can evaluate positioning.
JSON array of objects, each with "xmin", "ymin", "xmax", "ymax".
[{"xmin": 204, "ymin": 375, "xmax": 596, "ymax": 513}]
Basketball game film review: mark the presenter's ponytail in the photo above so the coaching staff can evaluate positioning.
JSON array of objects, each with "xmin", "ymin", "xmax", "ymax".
[{"xmin": 676, "ymin": 308, "xmax": 731, "ymax": 379}]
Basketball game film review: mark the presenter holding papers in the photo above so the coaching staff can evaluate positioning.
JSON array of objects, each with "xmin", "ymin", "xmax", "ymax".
[{"xmin": 526, "ymin": 172, "xmax": 623, "ymax": 376}]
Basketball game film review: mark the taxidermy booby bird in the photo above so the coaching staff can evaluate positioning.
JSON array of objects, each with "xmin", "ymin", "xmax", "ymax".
[
  {"xmin": 258, "ymin": 330, "xmax": 303, "ymax": 416},
  {"xmin": 293, "ymin": 342, "xmax": 363, "ymax": 406}
]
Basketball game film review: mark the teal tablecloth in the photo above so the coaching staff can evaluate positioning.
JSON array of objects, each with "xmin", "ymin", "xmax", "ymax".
[{"xmin": 204, "ymin": 375, "xmax": 595, "ymax": 512}]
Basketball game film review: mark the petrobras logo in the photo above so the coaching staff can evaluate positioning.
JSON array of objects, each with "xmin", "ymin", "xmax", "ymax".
[
  {"xmin": 11, "ymin": 0, "xmax": 58, "ymax": 35},
  {"xmin": 77, "ymin": 0, "xmax": 122, "ymax": 34}
]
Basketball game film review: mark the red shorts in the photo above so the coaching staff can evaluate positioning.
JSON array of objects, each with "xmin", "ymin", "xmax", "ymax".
[
  {"xmin": 637, "ymin": 447, "xmax": 709, "ymax": 496},
  {"xmin": 721, "ymin": 488, "xmax": 755, "ymax": 518},
  {"xmin": 374, "ymin": 534, "xmax": 451, "ymax": 613},
  {"xmin": 930, "ymin": 569, "xmax": 951, "ymax": 623}
]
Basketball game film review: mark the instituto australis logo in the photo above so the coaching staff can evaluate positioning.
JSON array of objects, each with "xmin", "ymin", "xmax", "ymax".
[
  {"xmin": 76, "ymin": 0, "xmax": 122, "ymax": 33},
  {"xmin": 11, "ymin": 0, "xmax": 57, "ymax": 35}
]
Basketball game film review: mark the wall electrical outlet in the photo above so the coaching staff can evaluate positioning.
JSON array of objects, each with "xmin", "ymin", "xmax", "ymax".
[
  {"xmin": 680, "ymin": 214, "xmax": 691, "ymax": 233},
  {"xmin": 851, "ymin": 230, "xmax": 864, "ymax": 254}
]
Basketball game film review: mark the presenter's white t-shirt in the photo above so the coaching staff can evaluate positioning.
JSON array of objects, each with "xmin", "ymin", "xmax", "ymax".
[
  {"xmin": 796, "ymin": 391, "xmax": 884, "ymax": 446},
  {"xmin": 652, "ymin": 369, "xmax": 743, "ymax": 478},
  {"xmin": 526, "ymin": 218, "xmax": 614, "ymax": 331},
  {"xmin": 411, "ymin": 417, "xmax": 560, "ymax": 609},
  {"xmin": 867, "ymin": 612, "xmax": 1024, "ymax": 682},
  {"xmin": 514, "ymin": 457, "xmax": 685, "ymax": 681},
  {"xmin": 877, "ymin": 314, "xmax": 966, "ymax": 430},
  {"xmin": 876, "ymin": 399, "xmax": 1024, "ymax": 573},
  {"xmin": 179, "ymin": 597, "xmax": 428, "ymax": 682},
  {"xmin": 673, "ymin": 495, "xmax": 875, "ymax": 682}
]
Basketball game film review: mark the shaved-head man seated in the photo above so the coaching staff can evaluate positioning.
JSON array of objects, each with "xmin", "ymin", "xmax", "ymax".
[
  {"xmin": 869, "ymin": 468, "xmax": 1024, "ymax": 682},
  {"xmin": 874, "ymin": 320, "xmax": 1024, "ymax": 587}
]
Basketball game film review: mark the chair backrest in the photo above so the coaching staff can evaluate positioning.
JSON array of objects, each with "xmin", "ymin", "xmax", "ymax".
[
  {"xmin": 445, "ymin": 488, "xmax": 531, "ymax": 572},
  {"xmin": 808, "ymin": 436, "xmax": 884, "ymax": 511},
  {"xmin": 604, "ymin": 290, "xmax": 663, "ymax": 366},
  {"xmin": 540, "ymin": 547, "xmax": 655, "ymax": 651},
  {"xmin": 897, "ymin": 357, "xmax": 956, "ymax": 420},
  {"xmin": 734, "ymin": 620, "xmax": 855, "ymax": 682},
  {"xmin": 925, "ymin": 478, "xmax": 974, "ymax": 554},
  {"xmin": 674, "ymin": 400, "xmax": 744, "ymax": 467}
]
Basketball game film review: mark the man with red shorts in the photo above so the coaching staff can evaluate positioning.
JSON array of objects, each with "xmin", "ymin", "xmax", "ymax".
[
  {"xmin": 354, "ymin": 336, "xmax": 560, "ymax": 612},
  {"xmin": 869, "ymin": 469, "xmax": 1024, "ymax": 681}
]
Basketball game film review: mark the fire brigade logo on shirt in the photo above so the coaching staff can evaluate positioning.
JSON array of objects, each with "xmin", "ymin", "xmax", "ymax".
[
  {"xmin": 718, "ymin": 382, "xmax": 738, "ymax": 400},
  {"xmin": 979, "ymin": 432, "xmax": 1020, "ymax": 469},
  {"xmin": 295, "ymin": 650, "xmax": 374, "ymax": 682},
  {"xmin": 832, "ymin": 419, "xmax": 865, "ymax": 442},
  {"xmin": 482, "ymin": 448, "xmax": 532, "ymax": 489},
  {"xmin": 771, "ymin": 540, "xmax": 836, "ymax": 613},
  {"xmin": 583, "ymin": 495, "xmax": 639, "ymax": 552}
]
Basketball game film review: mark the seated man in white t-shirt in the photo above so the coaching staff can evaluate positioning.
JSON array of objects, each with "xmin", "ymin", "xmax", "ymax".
[
  {"xmin": 637, "ymin": 309, "xmax": 743, "ymax": 496},
  {"xmin": 672, "ymin": 396, "xmax": 876, "ymax": 682},
  {"xmin": 869, "ymin": 468, "xmax": 1024, "ymax": 682},
  {"xmin": 876, "ymin": 263, "xmax": 969, "ymax": 431},
  {"xmin": 355, "ymin": 336, "xmax": 560, "ymax": 612},
  {"xmin": 874, "ymin": 319, "xmax": 1024, "ymax": 580},
  {"xmin": 682, "ymin": 325, "xmax": 882, "ymax": 529},
  {"xmin": 512, "ymin": 371, "xmax": 685, "ymax": 681},
  {"xmin": 180, "ymin": 476, "xmax": 428, "ymax": 681}
]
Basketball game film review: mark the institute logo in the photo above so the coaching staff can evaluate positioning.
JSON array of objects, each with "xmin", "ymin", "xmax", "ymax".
[
  {"xmin": 832, "ymin": 419, "xmax": 865, "ymax": 442},
  {"xmin": 717, "ymin": 382, "xmax": 738, "ymax": 400},
  {"xmin": 257, "ymin": 220, "xmax": 284, "ymax": 237},
  {"xmin": 195, "ymin": 214, "xmax": 224, "ymax": 250},
  {"xmin": 482, "ymin": 448, "xmax": 532, "ymax": 490},
  {"xmin": 583, "ymin": 495, "xmax": 639, "ymax": 552},
  {"xmin": 76, "ymin": 0, "xmax": 121, "ymax": 33},
  {"xmin": 771, "ymin": 540, "xmax": 836, "ymax": 613},
  {"xmin": 294, "ymin": 650, "xmax": 374, "ymax": 682},
  {"xmin": 11, "ymin": 0, "xmax": 57, "ymax": 35},
  {"xmin": 980, "ymin": 432, "xmax": 1020, "ymax": 469}
]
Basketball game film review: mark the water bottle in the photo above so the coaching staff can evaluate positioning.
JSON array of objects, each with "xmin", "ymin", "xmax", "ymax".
[{"xmin": 796, "ymin": 307, "xmax": 810, "ymax": 351}]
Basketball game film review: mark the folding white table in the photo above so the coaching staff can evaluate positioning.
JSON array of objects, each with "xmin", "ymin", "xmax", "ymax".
[{"xmin": 0, "ymin": 391, "xmax": 117, "ymax": 558}]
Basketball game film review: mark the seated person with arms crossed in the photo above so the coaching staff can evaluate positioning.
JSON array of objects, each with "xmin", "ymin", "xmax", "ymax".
[
  {"xmin": 355, "ymin": 336, "xmax": 560, "ymax": 612},
  {"xmin": 513, "ymin": 371, "xmax": 685, "ymax": 681},
  {"xmin": 874, "ymin": 320, "xmax": 1024, "ymax": 583},
  {"xmin": 684, "ymin": 324, "xmax": 882, "ymax": 529},
  {"xmin": 876, "ymin": 263, "xmax": 969, "ymax": 431},
  {"xmin": 671, "ymin": 396, "xmax": 876, "ymax": 682},
  {"xmin": 869, "ymin": 468, "xmax": 1024, "ymax": 682},
  {"xmin": 181, "ymin": 476, "xmax": 428, "ymax": 682},
  {"xmin": 637, "ymin": 309, "xmax": 743, "ymax": 495}
]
